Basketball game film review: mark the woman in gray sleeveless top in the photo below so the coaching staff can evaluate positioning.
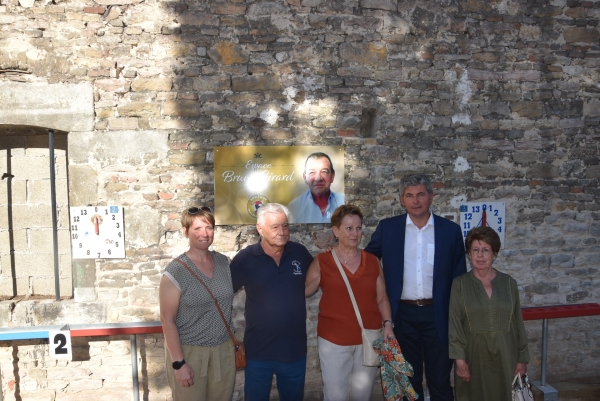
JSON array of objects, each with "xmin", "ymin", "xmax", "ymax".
[{"xmin": 160, "ymin": 207, "xmax": 236, "ymax": 401}]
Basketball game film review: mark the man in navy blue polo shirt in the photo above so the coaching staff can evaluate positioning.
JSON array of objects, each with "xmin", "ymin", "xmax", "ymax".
[{"xmin": 231, "ymin": 203, "xmax": 313, "ymax": 401}]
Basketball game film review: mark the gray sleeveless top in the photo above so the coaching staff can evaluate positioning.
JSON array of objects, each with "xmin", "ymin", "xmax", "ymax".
[{"xmin": 163, "ymin": 252, "xmax": 233, "ymax": 347}]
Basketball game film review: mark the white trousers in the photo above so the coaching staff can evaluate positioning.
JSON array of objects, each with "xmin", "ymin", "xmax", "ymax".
[{"xmin": 318, "ymin": 336, "xmax": 379, "ymax": 401}]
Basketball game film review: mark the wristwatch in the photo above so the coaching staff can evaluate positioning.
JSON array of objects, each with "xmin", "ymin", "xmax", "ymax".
[
  {"xmin": 383, "ymin": 319, "xmax": 394, "ymax": 328},
  {"xmin": 172, "ymin": 359, "xmax": 186, "ymax": 370}
]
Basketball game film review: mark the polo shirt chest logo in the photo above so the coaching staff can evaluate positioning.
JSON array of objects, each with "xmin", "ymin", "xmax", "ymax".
[{"xmin": 291, "ymin": 260, "xmax": 302, "ymax": 275}]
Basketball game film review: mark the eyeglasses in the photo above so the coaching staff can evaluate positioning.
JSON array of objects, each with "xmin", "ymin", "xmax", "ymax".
[
  {"xmin": 187, "ymin": 206, "xmax": 211, "ymax": 214},
  {"xmin": 470, "ymin": 247, "xmax": 492, "ymax": 256}
]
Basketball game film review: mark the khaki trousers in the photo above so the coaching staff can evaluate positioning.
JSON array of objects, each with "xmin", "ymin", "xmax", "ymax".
[{"xmin": 166, "ymin": 340, "xmax": 235, "ymax": 401}]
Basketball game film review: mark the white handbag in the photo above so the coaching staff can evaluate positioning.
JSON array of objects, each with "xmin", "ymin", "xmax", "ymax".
[
  {"xmin": 512, "ymin": 373, "xmax": 534, "ymax": 401},
  {"xmin": 332, "ymin": 249, "xmax": 382, "ymax": 367}
]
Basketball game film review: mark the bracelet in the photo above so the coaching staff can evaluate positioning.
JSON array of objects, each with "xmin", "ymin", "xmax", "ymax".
[{"xmin": 383, "ymin": 319, "xmax": 394, "ymax": 328}]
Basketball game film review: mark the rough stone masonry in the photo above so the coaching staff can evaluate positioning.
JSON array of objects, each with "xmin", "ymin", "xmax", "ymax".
[{"xmin": 0, "ymin": 0, "xmax": 599, "ymax": 400}]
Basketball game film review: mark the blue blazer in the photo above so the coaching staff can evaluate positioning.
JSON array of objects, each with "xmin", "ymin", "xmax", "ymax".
[{"xmin": 365, "ymin": 213, "xmax": 467, "ymax": 344}]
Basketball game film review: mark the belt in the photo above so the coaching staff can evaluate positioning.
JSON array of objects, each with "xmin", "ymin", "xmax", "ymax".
[{"xmin": 401, "ymin": 299, "xmax": 433, "ymax": 306}]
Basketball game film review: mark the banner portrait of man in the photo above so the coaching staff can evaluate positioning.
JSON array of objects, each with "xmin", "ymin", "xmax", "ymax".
[
  {"xmin": 286, "ymin": 152, "xmax": 345, "ymax": 224},
  {"xmin": 213, "ymin": 146, "xmax": 344, "ymax": 225}
]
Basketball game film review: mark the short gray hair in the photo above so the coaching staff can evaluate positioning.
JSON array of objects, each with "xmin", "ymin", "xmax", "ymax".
[
  {"xmin": 400, "ymin": 174, "xmax": 434, "ymax": 196},
  {"xmin": 256, "ymin": 203, "xmax": 289, "ymax": 225}
]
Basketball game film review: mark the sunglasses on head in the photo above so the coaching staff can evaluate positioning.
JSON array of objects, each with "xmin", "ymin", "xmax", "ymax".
[{"xmin": 187, "ymin": 206, "xmax": 211, "ymax": 214}]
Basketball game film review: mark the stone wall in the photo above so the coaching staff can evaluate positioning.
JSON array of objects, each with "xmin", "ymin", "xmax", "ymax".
[{"xmin": 0, "ymin": 0, "xmax": 599, "ymax": 400}]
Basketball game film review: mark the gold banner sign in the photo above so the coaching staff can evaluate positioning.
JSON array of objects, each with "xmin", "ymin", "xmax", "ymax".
[{"xmin": 214, "ymin": 146, "xmax": 345, "ymax": 225}]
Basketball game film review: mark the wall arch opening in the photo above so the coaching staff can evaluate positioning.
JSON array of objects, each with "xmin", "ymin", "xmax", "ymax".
[{"xmin": 0, "ymin": 125, "xmax": 72, "ymax": 299}]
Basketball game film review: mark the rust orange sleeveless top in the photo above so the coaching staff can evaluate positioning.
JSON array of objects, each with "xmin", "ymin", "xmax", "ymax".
[{"xmin": 317, "ymin": 250, "xmax": 383, "ymax": 346}]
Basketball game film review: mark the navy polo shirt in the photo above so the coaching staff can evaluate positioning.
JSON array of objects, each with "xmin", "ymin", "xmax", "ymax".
[{"xmin": 231, "ymin": 240, "xmax": 313, "ymax": 363}]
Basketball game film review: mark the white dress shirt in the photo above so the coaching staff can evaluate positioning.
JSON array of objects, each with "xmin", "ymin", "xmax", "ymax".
[{"xmin": 401, "ymin": 212, "xmax": 435, "ymax": 300}]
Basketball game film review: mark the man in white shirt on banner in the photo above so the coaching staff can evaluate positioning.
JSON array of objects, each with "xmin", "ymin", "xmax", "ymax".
[{"xmin": 287, "ymin": 152, "xmax": 344, "ymax": 224}]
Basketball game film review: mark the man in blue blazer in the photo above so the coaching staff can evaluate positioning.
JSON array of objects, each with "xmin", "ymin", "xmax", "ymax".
[{"xmin": 365, "ymin": 174, "xmax": 466, "ymax": 401}]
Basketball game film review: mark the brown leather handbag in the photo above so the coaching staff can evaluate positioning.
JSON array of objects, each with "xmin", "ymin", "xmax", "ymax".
[{"xmin": 175, "ymin": 259, "xmax": 246, "ymax": 369}]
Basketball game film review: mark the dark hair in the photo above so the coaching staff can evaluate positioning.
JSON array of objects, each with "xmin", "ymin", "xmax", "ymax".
[
  {"xmin": 181, "ymin": 206, "xmax": 215, "ymax": 230},
  {"xmin": 400, "ymin": 174, "xmax": 433, "ymax": 196},
  {"xmin": 465, "ymin": 226, "xmax": 501, "ymax": 254},
  {"xmin": 331, "ymin": 204, "xmax": 363, "ymax": 228},
  {"xmin": 304, "ymin": 152, "xmax": 335, "ymax": 175}
]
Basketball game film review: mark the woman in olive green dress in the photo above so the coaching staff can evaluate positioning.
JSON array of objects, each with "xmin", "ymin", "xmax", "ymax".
[{"xmin": 449, "ymin": 226, "xmax": 530, "ymax": 401}]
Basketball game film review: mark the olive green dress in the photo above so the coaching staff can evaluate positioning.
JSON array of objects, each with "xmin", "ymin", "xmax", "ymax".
[{"xmin": 449, "ymin": 270, "xmax": 530, "ymax": 401}]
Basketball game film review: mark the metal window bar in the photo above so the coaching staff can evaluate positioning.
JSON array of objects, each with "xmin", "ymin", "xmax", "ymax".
[
  {"xmin": 4, "ymin": 148, "xmax": 17, "ymax": 298},
  {"xmin": 49, "ymin": 130, "xmax": 61, "ymax": 300}
]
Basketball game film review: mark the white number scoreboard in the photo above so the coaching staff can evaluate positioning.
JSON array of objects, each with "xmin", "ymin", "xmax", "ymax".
[
  {"xmin": 460, "ymin": 202, "xmax": 506, "ymax": 248},
  {"xmin": 70, "ymin": 206, "xmax": 125, "ymax": 259}
]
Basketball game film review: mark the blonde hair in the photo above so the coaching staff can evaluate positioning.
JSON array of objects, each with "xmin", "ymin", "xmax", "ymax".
[{"xmin": 181, "ymin": 206, "xmax": 215, "ymax": 230}]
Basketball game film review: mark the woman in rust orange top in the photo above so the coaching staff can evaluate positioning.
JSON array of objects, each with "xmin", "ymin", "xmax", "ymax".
[{"xmin": 306, "ymin": 204, "xmax": 395, "ymax": 401}]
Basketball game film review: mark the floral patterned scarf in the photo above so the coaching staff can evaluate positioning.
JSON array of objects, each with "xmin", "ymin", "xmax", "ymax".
[{"xmin": 373, "ymin": 337, "xmax": 419, "ymax": 401}]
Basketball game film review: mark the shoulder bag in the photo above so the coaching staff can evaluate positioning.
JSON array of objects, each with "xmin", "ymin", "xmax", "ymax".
[
  {"xmin": 331, "ymin": 249, "xmax": 382, "ymax": 367},
  {"xmin": 175, "ymin": 258, "xmax": 246, "ymax": 369}
]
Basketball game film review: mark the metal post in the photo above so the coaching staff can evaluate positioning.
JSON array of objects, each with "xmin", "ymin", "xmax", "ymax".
[
  {"xmin": 541, "ymin": 318, "xmax": 548, "ymax": 386},
  {"xmin": 49, "ymin": 130, "xmax": 60, "ymax": 300},
  {"xmin": 131, "ymin": 334, "xmax": 140, "ymax": 401},
  {"xmin": 532, "ymin": 318, "xmax": 558, "ymax": 401}
]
